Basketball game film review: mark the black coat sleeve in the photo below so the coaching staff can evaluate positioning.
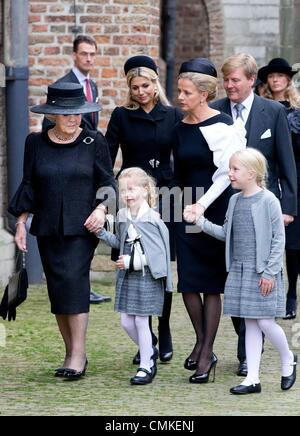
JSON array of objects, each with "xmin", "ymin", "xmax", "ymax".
[
  {"xmin": 274, "ymin": 106, "xmax": 297, "ymax": 216},
  {"xmin": 8, "ymin": 134, "xmax": 37, "ymax": 217},
  {"xmin": 105, "ymin": 107, "xmax": 121, "ymax": 166},
  {"xmin": 94, "ymin": 132, "xmax": 117, "ymax": 212}
]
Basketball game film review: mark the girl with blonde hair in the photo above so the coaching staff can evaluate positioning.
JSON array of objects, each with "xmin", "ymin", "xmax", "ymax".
[
  {"xmin": 198, "ymin": 148, "xmax": 297, "ymax": 394},
  {"xmin": 105, "ymin": 55, "xmax": 182, "ymax": 364},
  {"xmin": 97, "ymin": 167, "xmax": 173, "ymax": 385}
]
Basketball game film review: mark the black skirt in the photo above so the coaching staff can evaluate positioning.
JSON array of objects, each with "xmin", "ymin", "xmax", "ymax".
[{"xmin": 37, "ymin": 234, "xmax": 98, "ymax": 314}]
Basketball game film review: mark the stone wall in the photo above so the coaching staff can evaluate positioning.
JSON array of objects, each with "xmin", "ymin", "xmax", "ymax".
[
  {"xmin": 0, "ymin": 0, "xmax": 15, "ymax": 287},
  {"xmin": 221, "ymin": 0, "xmax": 281, "ymax": 67},
  {"xmin": 173, "ymin": 0, "xmax": 225, "ymax": 98},
  {"xmin": 280, "ymin": 0, "xmax": 300, "ymax": 65},
  {"xmin": 28, "ymin": 0, "xmax": 161, "ymax": 132}
]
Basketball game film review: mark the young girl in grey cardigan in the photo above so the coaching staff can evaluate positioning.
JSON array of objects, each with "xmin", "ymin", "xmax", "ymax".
[
  {"xmin": 197, "ymin": 148, "xmax": 297, "ymax": 394},
  {"xmin": 97, "ymin": 167, "xmax": 172, "ymax": 385}
]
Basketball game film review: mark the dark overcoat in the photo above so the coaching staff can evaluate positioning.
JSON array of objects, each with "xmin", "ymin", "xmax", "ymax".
[
  {"xmin": 105, "ymin": 102, "xmax": 182, "ymax": 188},
  {"xmin": 8, "ymin": 128, "xmax": 116, "ymax": 236}
]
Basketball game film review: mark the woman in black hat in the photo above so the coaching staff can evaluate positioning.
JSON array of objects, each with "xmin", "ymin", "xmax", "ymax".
[
  {"xmin": 258, "ymin": 58, "xmax": 300, "ymax": 320},
  {"xmin": 8, "ymin": 82, "xmax": 116, "ymax": 379},
  {"xmin": 105, "ymin": 55, "xmax": 182, "ymax": 364},
  {"xmin": 173, "ymin": 58, "xmax": 246, "ymax": 383}
]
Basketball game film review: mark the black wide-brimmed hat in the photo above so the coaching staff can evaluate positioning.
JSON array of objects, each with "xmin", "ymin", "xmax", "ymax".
[
  {"xmin": 258, "ymin": 58, "xmax": 297, "ymax": 83},
  {"xmin": 30, "ymin": 82, "xmax": 101, "ymax": 115},
  {"xmin": 179, "ymin": 58, "xmax": 217, "ymax": 77},
  {"xmin": 124, "ymin": 55, "xmax": 158, "ymax": 75}
]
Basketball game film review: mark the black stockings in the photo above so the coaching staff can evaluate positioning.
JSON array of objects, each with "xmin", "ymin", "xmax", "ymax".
[
  {"xmin": 148, "ymin": 291, "xmax": 173, "ymax": 349},
  {"xmin": 182, "ymin": 292, "xmax": 221, "ymax": 373},
  {"xmin": 286, "ymin": 249, "xmax": 300, "ymax": 301}
]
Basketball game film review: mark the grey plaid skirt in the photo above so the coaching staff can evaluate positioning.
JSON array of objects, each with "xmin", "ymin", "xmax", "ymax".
[
  {"xmin": 115, "ymin": 266, "xmax": 165, "ymax": 316},
  {"xmin": 224, "ymin": 260, "xmax": 285, "ymax": 319}
]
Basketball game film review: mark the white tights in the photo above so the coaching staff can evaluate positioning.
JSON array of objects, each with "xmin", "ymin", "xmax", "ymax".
[
  {"xmin": 243, "ymin": 318, "xmax": 294, "ymax": 386},
  {"xmin": 121, "ymin": 313, "xmax": 153, "ymax": 377}
]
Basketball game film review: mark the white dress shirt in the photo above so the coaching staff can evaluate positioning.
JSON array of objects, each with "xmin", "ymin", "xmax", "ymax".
[
  {"xmin": 230, "ymin": 91, "xmax": 254, "ymax": 125},
  {"xmin": 72, "ymin": 66, "xmax": 90, "ymax": 98}
]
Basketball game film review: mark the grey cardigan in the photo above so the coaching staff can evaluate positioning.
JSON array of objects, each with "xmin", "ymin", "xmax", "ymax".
[
  {"xmin": 97, "ymin": 207, "xmax": 173, "ymax": 292},
  {"xmin": 200, "ymin": 189, "xmax": 285, "ymax": 280}
]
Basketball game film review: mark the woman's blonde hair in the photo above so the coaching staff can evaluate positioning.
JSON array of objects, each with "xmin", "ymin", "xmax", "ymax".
[
  {"xmin": 178, "ymin": 72, "xmax": 218, "ymax": 102},
  {"xmin": 118, "ymin": 167, "xmax": 157, "ymax": 208},
  {"xmin": 125, "ymin": 66, "xmax": 170, "ymax": 110},
  {"xmin": 261, "ymin": 75, "xmax": 300, "ymax": 109},
  {"xmin": 232, "ymin": 148, "xmax": 268, "ymax": 188}
]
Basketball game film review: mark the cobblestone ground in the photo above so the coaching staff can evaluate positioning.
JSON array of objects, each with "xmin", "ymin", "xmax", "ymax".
[{"xmin": 0, "ymin": 272, "xmax": 299, "ymax": 416}]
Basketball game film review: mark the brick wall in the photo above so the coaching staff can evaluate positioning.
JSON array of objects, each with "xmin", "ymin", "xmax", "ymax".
[
  {"xmin": 173, "ymin": 0, "xmax": 209, "ymax": 97},
  {"xmin": 174, "ymin": 0, "xmax": 225, "ymax": 98},
  {"xmin": 28, "ymin": 0, "xmax": 161, "ymax": 132}
]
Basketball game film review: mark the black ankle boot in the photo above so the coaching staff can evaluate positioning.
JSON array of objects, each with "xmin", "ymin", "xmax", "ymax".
[{"xmin": 158, "ymin": 328, "xmax": 173, "ymax": 362}]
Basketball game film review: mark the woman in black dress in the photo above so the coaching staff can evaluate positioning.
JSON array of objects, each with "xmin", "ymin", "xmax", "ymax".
[
  {"xmin": 8, "ymin": 83, "xmax": 116, "ymax": 379},
  {"xmin": 173, "ymin": 58, "xmax": 246, "ymax": 383},
  {"xmin": 258, "ymin": 58, "xmax": 300, "ymax": 319},
  {"xmin": 105, "ymin": 55, "xmax": 182, "ymax": 362}
]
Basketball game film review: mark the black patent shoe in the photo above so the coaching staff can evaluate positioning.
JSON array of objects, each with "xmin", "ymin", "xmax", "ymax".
[
  {"xmin": 130, "ymin": 367, "xmax": 154, "ymax": 385},
  {"xmin": 283, "ymin": 311, "xmax": 297, "ymax": 320},
  {"xmin": 237, "ymin": 360, "xmax": 248, "ymax": 377},
  {"xmin": 63, "ymin": 359, "xmax": 88, "ymax": 380},
  {"xmin": 132, "ymin": 351, "xmax": 140, "ymax": 365},
  {"xmin": 281, "ymin": 353, "xmax": 297, "ymax": 390},
  {"xmin": 54, "ymin": 367, "xmax": 68, "ymax": 377},
  {"xmin": 184, "ymin": 358, "xmax": 198, "ymax": 371},
  {"xmin": 189, "ymin": 353, "xmax": 217, "ymax": 384},
  {"xmin": 283, "ymin": 298, "xmax": 297, "ymax": 320},
  {"xmin": 230, "ymin": 383, "xmax": 261, "ymax": 395}
]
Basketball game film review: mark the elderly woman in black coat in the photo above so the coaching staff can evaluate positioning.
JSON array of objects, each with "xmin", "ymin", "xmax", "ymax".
[
  {"xmin": 105, "ymin": 55, "xmax": 182, "ymax": 363},
  {"xmin": 8, "ymin": 83, "xmax": 116, "ymax": 379}
]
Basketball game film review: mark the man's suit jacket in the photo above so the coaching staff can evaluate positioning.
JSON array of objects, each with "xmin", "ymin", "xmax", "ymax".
[
  {"xmin": 42, "ymin": 70, "xmax": 99, "ymax": 131},
  {"xmin": 211, "ymin": 95, "xmax": 297, "ymax": 216}
]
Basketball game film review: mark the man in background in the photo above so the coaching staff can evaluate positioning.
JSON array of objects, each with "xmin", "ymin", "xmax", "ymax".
[{"xmin": 211, "ymin": 52, "xmax": 297, "ymax": 377}]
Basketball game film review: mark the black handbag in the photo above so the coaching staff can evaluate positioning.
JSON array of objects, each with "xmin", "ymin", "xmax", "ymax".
[{"xmin": 0, "ymin": 251, "xmax": 28, "ymax": 321}]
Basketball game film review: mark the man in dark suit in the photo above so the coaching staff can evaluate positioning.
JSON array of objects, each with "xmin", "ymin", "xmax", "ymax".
[
  {"xmin": 211, "ymin": 52, "xmax": 297, "ymax": 377},
  {"xmin": 43, "ymin": 35, "xmax": 111, "ymax": 305}
]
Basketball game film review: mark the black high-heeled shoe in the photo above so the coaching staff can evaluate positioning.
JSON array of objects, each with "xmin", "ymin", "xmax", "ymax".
[
  {"xmin": 189, "ymin": 353, "xmax": 218, "ymax": 384},
  {"xmin": 54, "ymin": 367, "xmax": 68, "ymax": 377},
  {"xmin": 63, "ymin": 359, "xmax": 88, "ymax": 380}
]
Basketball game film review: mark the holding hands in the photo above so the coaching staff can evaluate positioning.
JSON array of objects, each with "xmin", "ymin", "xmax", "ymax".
[
  {"xmin": 183, "ymin": 203, "xmax": 205, "ymax": 224},
  {"xmin": 84, "ymin": 205, "xmax": 106, "ymax": 234}
]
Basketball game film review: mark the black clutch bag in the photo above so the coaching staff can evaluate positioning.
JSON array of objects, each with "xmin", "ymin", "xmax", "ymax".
[{"xmin": 0, "ymin": 251, "xmax": 28, "ymax": 321}]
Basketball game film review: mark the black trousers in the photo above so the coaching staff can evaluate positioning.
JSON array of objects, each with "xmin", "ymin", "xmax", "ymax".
[{"xmin": 231, "ymin": 317, "xmax": 246, "ymax": 362}]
